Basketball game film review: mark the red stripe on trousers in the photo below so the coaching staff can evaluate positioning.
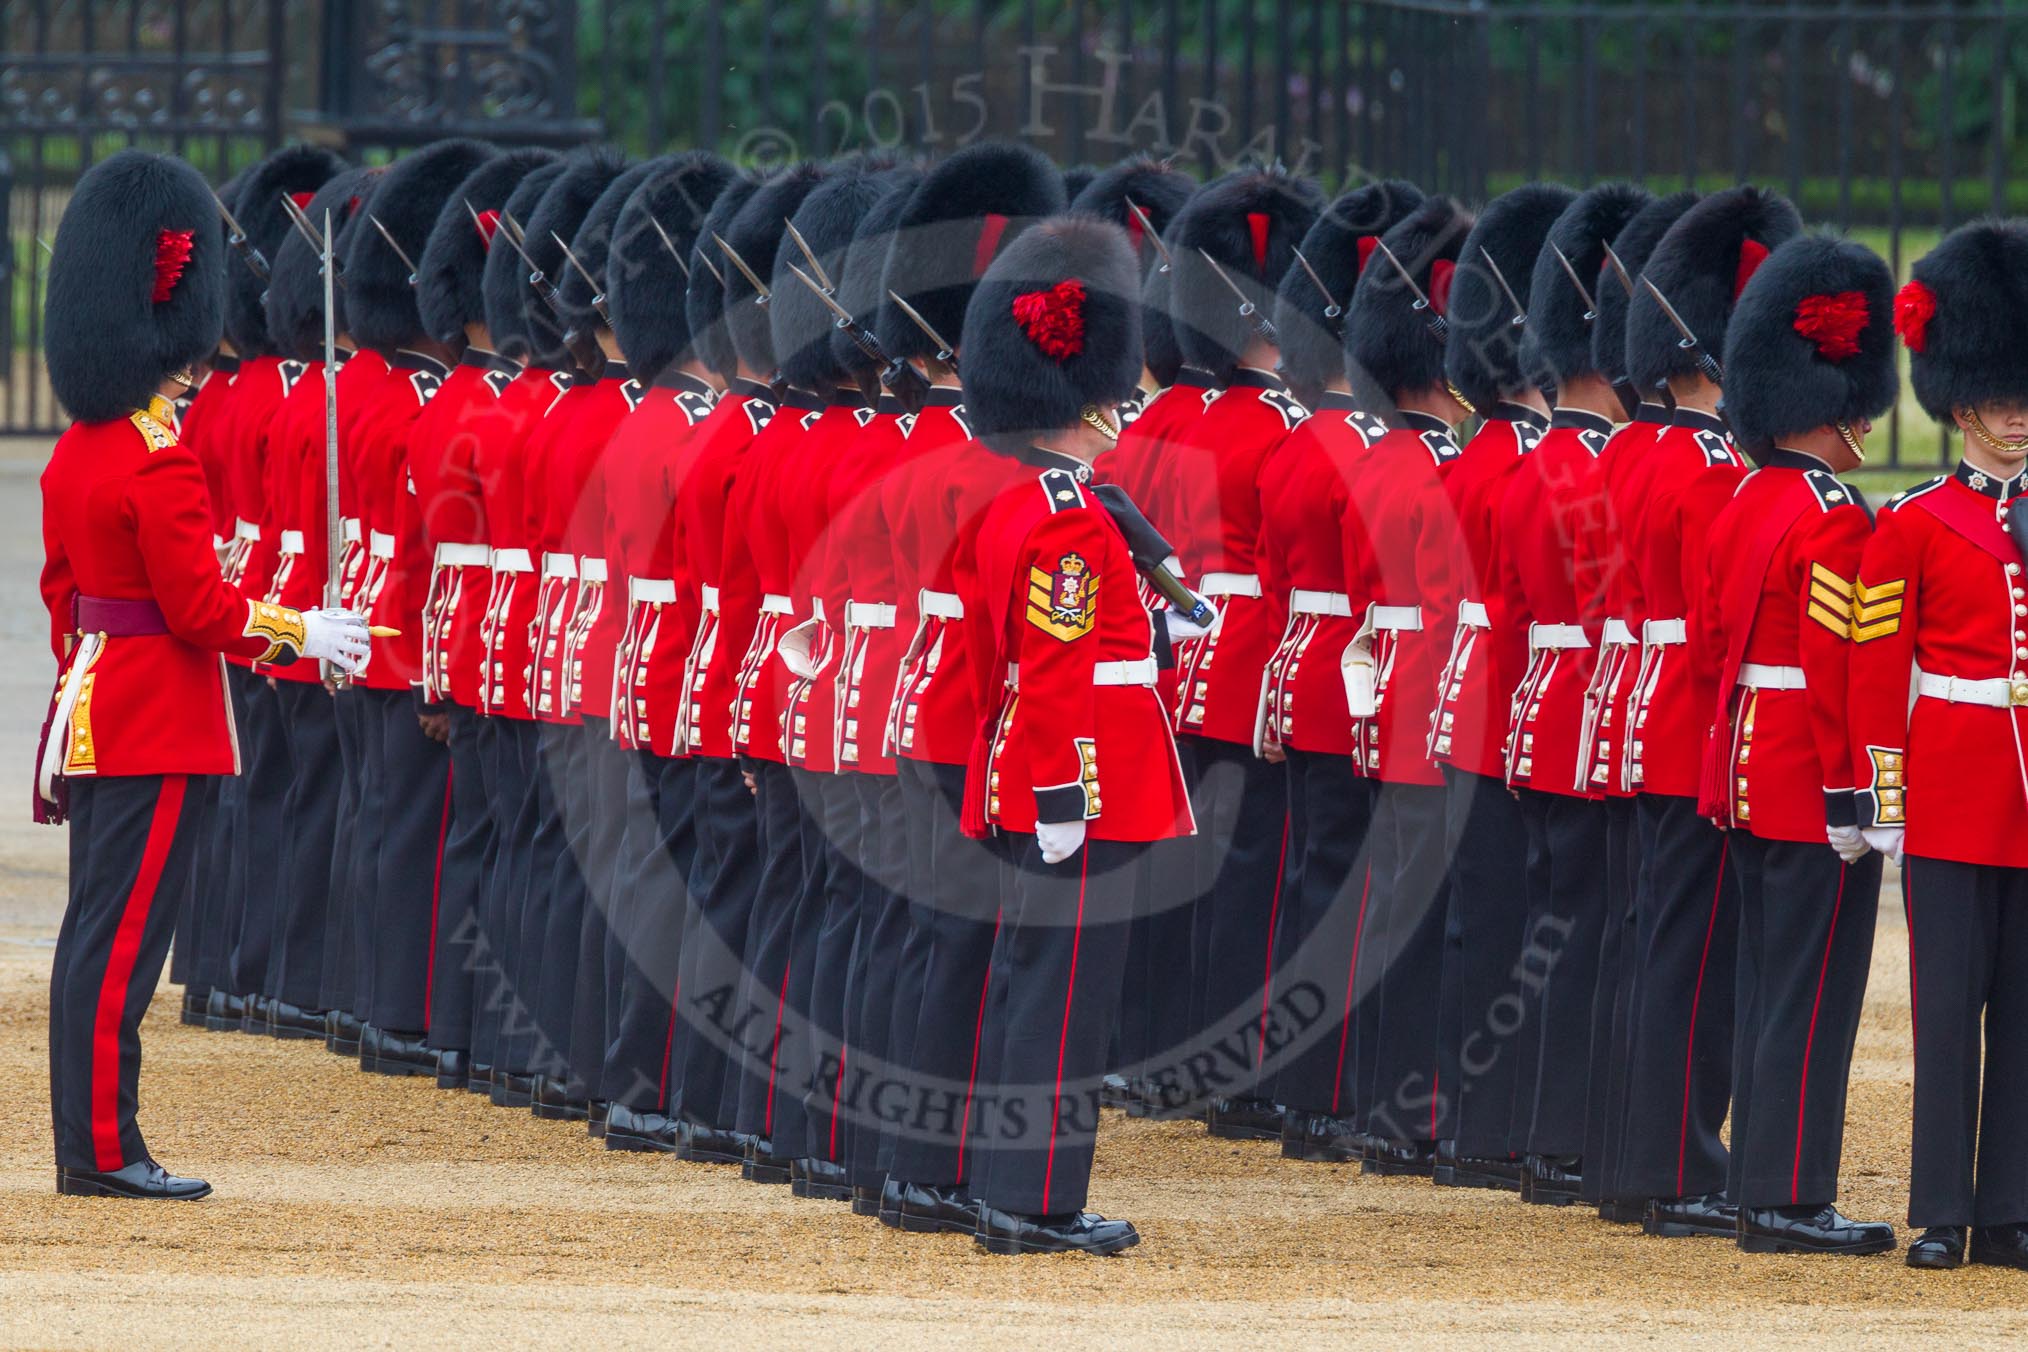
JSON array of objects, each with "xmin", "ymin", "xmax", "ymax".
[
  {"xmin": 1255, "ymin": 811, "xmax": 1292, "ymax": 1064},
  {"xmin": 827, "ymin": 1045, "xmax": 849, "ymax": 1161},
  {"xmin": 1675, "ymin": 840, "xmax": 1730, "ymax": 1197},
  {"xmin": 954, "ymin": 910, "xmax": 1003, "ymax": 1181},
  {"xmin": 1329, "ymin": 864, "xmax": 1374, "ymax": 1114},
  {"xmin": 1793, "ymin": 861, "xmax": 1848, "ymax": 1203},
  {"xmin": 657, "ymin": 978, "xmax": 681, "ymax": 1104},
  {"xmin": 92, "ymin": 774, "xmax": 187, "ymax": 1171},
  {"xmin": 422, "ymin": 768, "xmax": 454, "ymax": 1031},
  {"xmin": 1039, "ymin": 847, "xmax": 1092, "ymax": 1214},
  {"xmin": 764, "ymin": 961, "xmax": 791, "ymax": 1133}
]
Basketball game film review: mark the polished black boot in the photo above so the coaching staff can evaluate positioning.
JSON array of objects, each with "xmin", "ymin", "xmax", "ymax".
[
  {"xmin": 586, "ymin": 1100, "xmax": 609, "ymax": 1138},
  {"xmin": 791, "ymin": 1158, "xmax": 850, "ymax": 1201},
  {"xmin": 741, "ymin": 1137, "xmax": 793, "ymax": 1185},
  {"xmin": 489, "ymin": 1070, "xmax": 535, "ymax": 1108},
  {"xmin": 1433, "ymin": 1142, "xmax": 1523, "ymax": 1192},
  {"xmin": 974, "ymin": 1206, "xmax": 1140, "ymax": 1256},
  {"xmin": 239, "ymin": 994, "xmax": 270, "ymax": 1034},
  {"xmin": 434, "ymin": 1048, "xmax": 469, "ymax": 1091},
  {"xmin": 325, "ymin": 1009, "xmax": 364, "ymax": 1056},
  {"xmin": 531, "ymin": 1075, "xmax": 589, "ymax": 1121},
  {"xmin": 1598, "ymin": 1198, "xmax": 1649, "ymax": 1225},
  {"xmin": 179, "ymin": 990, "xmax": 210, "ymax": 1027},
  {"xmin": 356, "ymin": 1024, "xmax": 384, "ymax": 1070},
  {"xmin": 851, "ymin": 1184, "xmax": 883, "ymax": 1217},
  {"xmin": 898, "ymin": 1182, "xmax": 979, "ymax": 1235},
  {"xmin": 202, "ymin": 990, "xmax": 244, "ymax": 1032},
  {"xmin": 466, "ymin": 1062, "xmax": 494, "ymax": 1095},
  {"xmin": 1971, "ymin": 1223, "xmax": 2028, "ymax": 1271},
  {"xmin": 1206, "ymin": 1095, "xmax": 1283, "ymax": 1141},
  {"xmin": 1738, "ymin": 1204, "xmax": 1896, "ymax": 1256},
  {"xmin": 877, "ymin": 1177, "xmax": 907, "ymax": 1227},
  {"xmin": 1906, "ymin": 1226, "xmax": 1967, "ymax": 1270},
  {"xmin": 1362, "ymin": 1138, "xmax": 1437, "ymax": 1177},
  {"xmin": 365, "ymin": 1029, "xmax": 438, "ymax": 1077},
  {"xmin": 267, "ymin": 1000, "xmax": 325, "ymax": 1041},
  {"xmin": 676, "ymin": 1121, "xmax": 743, "ymax": 1165},
  {"xmin": 1643, "ymin": 1192, "xmax": 1738, "ymax": 1238},
  {"xmin": 604, "ymin": 1104, "xmax": 678, "ymax": 1152},
  {"xmin": 57, "ymin": 1160, "xmax": 212, "ymax": 1201},
  {"xmin": 1520, "ymin": 1154, "xmax": 1582, "ymax": 1206}
]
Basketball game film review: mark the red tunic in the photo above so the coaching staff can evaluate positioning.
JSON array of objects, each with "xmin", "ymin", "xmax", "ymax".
[
  {"xmin": 181, "ymin": 359, "xmax": 238, "ymax": 548},
  {"xmin": 354, "ymin": 353, "xmax": 450, "ymax": 693},
  {"xmin": 219, "ymin": 354, "xmax": 298, "ymax": 605},
  {"xmin": 1580, "ymin": 407, "xmax": 1671, "ymax": 796},
  {"xmin": 475, "ymin": 366, "xmax": 571, "ymax": 719},
  {"xmin": 778, "ymin": 396, "xmax": 878, "ymax": 774},
  {"xmin": 727, "ymin": 390, "xmax": 824, "ymax": 762}
]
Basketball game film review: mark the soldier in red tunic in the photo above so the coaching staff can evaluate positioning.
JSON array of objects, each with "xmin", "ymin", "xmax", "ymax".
[
  {"xmin": 39, "ymin": 149, "xmax": 369, "ymax": 1199},
  {"xmin": 1856, "ymin": 221, "xmax": 2028, "ymax": 1272},
  {"xmin": 960, "ymin": 215, "xmax": 1197, "ymax": 1255},
  {"xmin": 1694, "ymin": 232, "xmax": 1898, "ymax": 1255}
]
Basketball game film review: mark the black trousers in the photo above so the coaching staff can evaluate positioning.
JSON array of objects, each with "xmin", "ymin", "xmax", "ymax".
[
  {"xmin": 1582, "ymin": 797, "xmax": 1644, "ymax": 1203},
  {"xmin": 1518, "ymin": 793, "xmax": 1609, "ymax": 1161},
  {"xmin": 843, "ymin": 773, "xmax": 911, "ymax": 1188},
  {"xmin": 1727, "ymin": 834, "xmax": 1880, "ymax": 1209},
  {"xmin": 970, "ymin": 835, "xmax": 1142, "ymax": 1218},
  {"xmin": 1436, "ymin": 768, "xmax": 1536, "ymax": 1157},
  {"xmin": 516, "ymin": 721, "xmax": 583, "ymax": 1080},
  {"xmin": 782, "ymin": 768, "xmax": 858, "ymax": 1160},
  {"xmin": 268, "ymin": 682, "xmax": 341, "ymax": 1010},
  {"xmin": 733, "ymin": 759, "xmax": 812, "ymax": 1143},
  {"xmin": 602, "ymin": 752, "xmax": 694, "ymax": 1111},
  {"xmin": 1619, "ymin": 793, "xmax": 1739, "ymax": 1200},
  {"xmin": 168, "ymin": 774, "xmax": 215, "ymax": 993},
  {"xmin": 672, "ymin": 757, "xmax": 760, "ymax": 1129},
  {"xmin": 192, "ymin": 668, "xmax": 254, "ymax": 996},
  {"xmin": 884, "ymin": 758, "xmax": 1008, "ymax": 1188},
  {"xmin": 1117, "ymin": 744, "xmax": 1203, "ymax": 1086},
  {"xmin": 427, "ymin": 707, "xmax": 494, "ymax": 1052},
  {"xmin": 470, "ymin": 717, "xmax": 535, "ymax": 1070},
  {"xmin": 1267, "ymin": 753, "xmax": 1376, "ymax": 1119},
  {"xmin": 225, "ymin": 676, "xmax": 292, "ymax": 996},
  {"xmin": 1901, "ymin": 854, "xmax": 2028, "ymax": 1228},
  {"xmin": 1363, "ymin": 781, "xmax": 1451, "ymax": 1146},
  {"xmin": 1186, "ymin": 739, "xmax": 1290, "ymax": 1100},
  {"xmin": 319, "ymin": 687, "xmax": 369, "ymax": 1017},
  {"xmin": 362, "ymin": 691, "xmax": 453, "ymax": 1035},
  {"xmin": 562, "ymin": 718, "xmax": 629, "ymax": 1100},
  {"xmin": 51, "ymin": 774, "xmax": 204, "ymax": 1170}
]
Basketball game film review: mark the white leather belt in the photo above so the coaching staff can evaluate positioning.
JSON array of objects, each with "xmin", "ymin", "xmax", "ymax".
[
  {"xmin": 1200, "ymin": 571, "xmax": 1263, "ymax": 598},
  {"xmin": 434, "ymin": 542, "xmax": 489, "ymax": 567},
  {"xmin": 342, "ymin": 518, "xmax": 361, "ymax": 545},
  {"xmin": 234, "ymin": 517, "xmax": 260, "ymax": 542},
  {"xmin": 760, "ymin": 592, "xmax": 793, "ymax": 616},
  {"xmin": 578, "ymin": 557, "xmax": 608, "ymax": 584},
  {"xmin": 1644, "ymin": 617, "xmax": 1688, "ymax": 645},
  {"xmin": 1738, "ymin": 663, "xmax": 1806, "ymax": 691},
  {"xmin": 1604, "ymin": 618, "xmax": 1638, "ymax": 646},
  {"xmin": 918, "ymin": 589, "xmax": 964, "ymax": 619},
  {"xmin": 1290, "ymin": 589, "xmax": 1352, "ymax": 617},
  {"xmin": 1457, "ymin": 600, "xmax": 1490, "ymax": 629},
  {"xmin": 630, "ymin": 577, "xmax": 676, "ymax": 605},
  {"xmin": 278, "ymin": 529, "xmax": 306, "ymax": 554},
  {"xmin": 1530, "ymin": 622, "xmax": 1589, "ymax": 651},
  {"xmin": 1916, "ymin": 669, "xmax": 2028, "ymax": 708},
  {"xmin": 1371, "ymin": 605, "xmax": 1423, "ymax": 632},
  {"xmin": 846, "ymin": 600, "xmax": 897, "ymax": 629},
  {"xmin": 700, "ymin": 583, "xmax": 721, "ymax": 611},
  {"xmin": 1093, "ymin": 656, "xmax": 1160, "ymax": 687},
  {"xmin": 491, "ymin": 547, "xmax": 533, "ymax": 574},
  {"xmin": 369, "ymin": 530, "xmax": 395, "ymax": 560},
  {"xmin": 541, "ymin": 551, "xmax": 577, "ymax": 580}
]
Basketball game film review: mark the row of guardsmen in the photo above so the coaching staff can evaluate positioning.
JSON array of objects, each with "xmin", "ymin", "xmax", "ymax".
[{"xmin": 32, "ymin": 135, "xmax": 2028, "ymax": 1270}]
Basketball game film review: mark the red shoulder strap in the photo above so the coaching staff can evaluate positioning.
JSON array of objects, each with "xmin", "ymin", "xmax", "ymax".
[{"xmin": 1909, "ymin": 481, "xmax": 2024, "ymax": 568}]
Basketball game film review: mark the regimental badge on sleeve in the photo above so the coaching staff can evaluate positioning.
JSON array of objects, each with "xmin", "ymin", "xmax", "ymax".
[{"xmin": 1027, "ymin": 552, "xmax": 1098, "ymax": 641}]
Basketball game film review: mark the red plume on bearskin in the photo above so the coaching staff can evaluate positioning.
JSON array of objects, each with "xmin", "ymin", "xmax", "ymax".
[
  {"xmin": 1793, "ymin": 290, "xmax": 1869, "ymax": 362},
  {"xmin": 1011, "ymin": 277, "xmax": 1088, "ymax": 360},
  {"xmin": 1734, "ymin": 237, "xmax": 1770, "ymax": 298},
  {"xmin": 1429, "ymin": 258, "xmax": 1456, "ymax": 316},
  {"xmin": 1894, "ymin": 279, "xmax": 1936, "ymax": 353},
  {"xmin": 151, "ymin": 228, "xmax": 194, "ymax": 303}
]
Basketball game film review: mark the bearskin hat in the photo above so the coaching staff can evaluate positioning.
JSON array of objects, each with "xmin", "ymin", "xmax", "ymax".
[
  {"xmin": 1895, "ymin": 220, "xmax": 2028, "ymax": 422},
  {"xmin": 606, "ymin": 151, "xmax": 737, "ymax": 384},
  {"xmin": 1439, "ymin": 182, "xmax": 1573, "ymax": 410},
  {"xmin": 961, "ymin": 214, "xmax": 1143, "ymax": 453},
  {"xmin": 44, "ymin": 149, "xmax": 228, "ymax": 422},
  {"xmin": 1591, "ymin": 190, "xmax": 1699, "ymax": 390},
  {"xmin": 1344, "ymin": 195, "xmax": 1474, "ymax": 403},
  {"xmin": 1520, "ymin": 182, "xmax": 1649, "ymax": 393},
  {"xmin": 223, "ymin": 143, "xmax": 346, "ymax": 355},
  {"xmin": 876, "ymin": 141, "xmax": 1066, "ymax": 364},
  {"xmin": 504, "ymin": 146, "xmax": 630, "ymax": 368},
  {"xmin": 1142, "ymin": 265, "xmax": 1185, "ymax": 388},
  {"xmin": 1627, "ymin": 185, "xmax": 1801, "ymax": 393},
  {"xmin": 772, "ymin": 164, "xmax": 899, "ymax": 391},
  {"xmin": 721, "ymin": 162, "xmax": 829, "ymax": 378},
  {"xmin": 417, "ymin": 147, "xmax": 558, "ymax": 349},
  {"xmin": 343, "ymin": 140, "xmax": 496, "ymax": 352},
  {"xmin": 556, "ymin": 156, "xmax": 668, "ymax": 342},
  {"xmin": 480, "ymin": 160, "xmax": 567, "ymax": 363},
  {"xmin": 1062, "ymin": 164, "xmax": 1099, "ymax": 201},
  {"xmin": 827, "ymin": 168, "xmax": 924, "ymax": 378},
  {"xmin": 1070, "ymin": 155, "xmax": 1197, "ymax": 277},
  {"xmin": 264, "ymin": 165, "xmax": 380, "ymax": 361},
  {"xmin": 685, "ymin": 173, "xmax": 762, "ymax": 381},
  {"xmin": 1169, "ymin": 168, "xmax": 1323, "ymax": 383},
  {"xmin": 1279, "ymin": 179, "xmax": 1427, "ymax": 404},
  {"xmin": 1721, "ymin": 233, "xmax": 1898, "ymax": 459}
]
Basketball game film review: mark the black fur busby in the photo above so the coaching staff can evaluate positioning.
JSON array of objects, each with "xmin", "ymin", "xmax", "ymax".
[
  {"xmin": 1721, "ymin": 233, "xmax": 1898, "ymax": 458},
  {"xmin": 481, "ymin": 161, "xmax": 567, "ymax": 363},
  {"xmin": 223, "ymin": 143, "xmax": 346, "ymax": 355},
  {"xmin": 1070, "ymin": 155, "xmax": 1198, "ymax": 279},
  {"xmin": 607, "ymin": 151, "xmax": 737, "ymax": 383},
  {"xmin": 772, "ymin": 165, "xmax": 899, "ymax": 391},
  {"xmin": 44, "ymin": 149, "xmax": 228, "ymax": 422},
  {"xmin": 1628, "ymin": 185, "xmax": 1802, "ymax": 392},
  {"xmin": 557, "ymin": 156, "xmax": 667, "ymax": 337},
  {"xmin": 264, "ymin": 165, "xmax": 380, "ymax": 361},
  {"xmin": 721, "ymin": 163, "xmax": 829, "ymax": 378},
  {"xmin": 1521, "ymin": 182, "xmax": 1650, "ymax": 393},
  {"xmin": 1344, "ymin": 195, "xmax": 1475, "ymax": 403},
  {"xmin": 1591, "ymin": 190, "xmax": 1699, "ymax": 389},
  {"xmin": 1062, "ymin": 164, "xmax": 1099, "ymax": 201},
  {"xmin": 417, "ymin": 147, "xmax": 558, "ymax": 348},
  {"xmin": 876, "ymin": 141, "xmax": 1066, "ymax": 364},
  {"xmin": 507, "ymin": 146, "xmax": 631, "ymax": 367},
  {"xmin": 827, "ymin": 169, "xmax": 924, "ymax": 378},
  {"xmin": 1141, "ymin": 265, "xmax": 1184, "ymax": 388},
  {"xmin": 345, "ymin": 139, "xmax": 497, "ymax": 352},
  {"xmin": 1896, "ymin": 220, "xmax": 2028, "ymax": 421},
  {"xmin": 960, "ymin": 215, "xmax": 1144, "ymax": 453},
  {"xmin": 1169, "ymin": 168, "xmax": 1323, "ymax": 383},
  {"xmin": 1280, "ymin": 179, "xmax": 1427, "ymax": 403},
  {"xmin": 686, "ymin": 173, "xmax": 762, "ymax": 381},
  {"xmin": 1441, "ymin": 182, "xmax": 1573, "ymax": 411}
]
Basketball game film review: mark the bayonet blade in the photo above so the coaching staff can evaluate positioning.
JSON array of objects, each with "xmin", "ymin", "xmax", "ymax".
[
  {"xmin": 694, "ymin": 247, "xmax": 724, "ymax": 287},
  {"xmin": 712, "ymin": 231, "xmax": 771, "ymax": 302},
  {"xmin": 1126, "ymin": 200, "xmax": 1173, "ymax": 272},
  {"xmin": 1196, "ymin": 248, "xmax": 1279, "ymax": 345},
  {"xmin": 1292, "ymin": 247, "xmax": 1342, "ymax": 319},
  {"xmin": 368, "ymin": 213, "xmax": 420, "ymax": 284},
  {"xmin": 782, "ymin": 218, "xmax": 835, "ymax": 294},
  {"xmin": 550, "ymin": 230, "xmax": 611, "ymax": 324},
  {"xmin": 647, "ymin": 216, "xmax": 692, "ymax": 281},
  {"xmin": 210, "ymin": 188, "xmax": 269, "ymax": 280},
  {"xmin": 1600, "ymin": 240, "xmax": 1637, "ymax": 298},
  {"xmin": 1549, "ymin": 243, "xmax": 1598, "ymax": 321},
  {"xmin": 35, "ymin": 236, "xmax": 53, "ymax": 257},
  {"xmin": 789, "ymin": 263, "xmax": 888, "ymax": 362},
  {"xmin": 1372, "ymin": 237, "xmax": 1448, "ymax": 341},
  {"xmin": 277, "ymin": 190, "xmax": 329, "ymax": 258},
  {"xmin": 1639, "ymin": 275, "xmax": 1724, "ymax": 382},
  {"xmin": 888, "ymin": 289, "xmax": 958, "ymax": 367},
  {"xmin": 1479, "ymin": 246, "xmax": 1529, "ymax": 327}
]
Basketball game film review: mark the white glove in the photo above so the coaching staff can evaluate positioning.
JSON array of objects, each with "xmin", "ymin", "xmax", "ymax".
[
  {"xmin": 1827, "ymin": 824, "xmax": 1869, "ymax": 865},
  {"xmin": 301, "ymin": 607, "xmax": 371, "ymax": 676},
  {"xmin": 1860, "ymin": 826, "xmax": 1904, "ymax": 865},
  {"xmin": 1164, "ymin": 592, "xmax": 1219, "ymax": 642},
  {"xmin": 1035, "ymin": 819, "xmax": 1088, "ymax": 865}
]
